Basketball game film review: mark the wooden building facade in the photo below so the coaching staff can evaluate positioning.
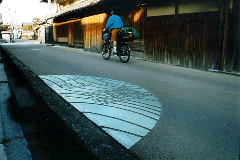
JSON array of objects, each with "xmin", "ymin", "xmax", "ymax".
[
  {"xmin": 47, "ymin": 0, "xmax": 239, "ymax": 72},
  {"xmin": 53, "ymin": 13, "xmax": 107, "ymax": 52}
]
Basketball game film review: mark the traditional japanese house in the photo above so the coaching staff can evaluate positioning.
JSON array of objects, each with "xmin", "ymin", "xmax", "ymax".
[{"xmin": 46, "ymin": 0, "xmax": 239, "ymax": 72}]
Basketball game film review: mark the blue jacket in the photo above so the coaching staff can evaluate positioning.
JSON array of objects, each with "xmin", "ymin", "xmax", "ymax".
[{"xmin": 105, "ymin": 15, "xmax": 123, "ymax": 31}]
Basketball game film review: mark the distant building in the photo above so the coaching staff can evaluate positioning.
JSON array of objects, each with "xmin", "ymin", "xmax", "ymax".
[
  {"xmin": 12, "ymin": 23, "xmax": 23, "ymax": 39},
  {"xmin": 1, "ymin": 31, "xmax": 11, "ymax": 43},
  {"xmin": 21, "ymin": 22, "xmax": 34, "ymax": 39},
  {"xmin": 22, "ymin": 22, "xmax": 34, "ymax": 28}
]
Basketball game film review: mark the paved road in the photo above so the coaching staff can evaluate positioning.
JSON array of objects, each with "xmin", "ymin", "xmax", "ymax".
[{"xmin": 3, "ymin": 44, "xmax": 240, "ymax": 159}]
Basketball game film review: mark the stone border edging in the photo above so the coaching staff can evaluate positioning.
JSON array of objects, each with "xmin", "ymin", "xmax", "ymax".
[{"xmin": 0, "ymin": 45, "xmax": 139, "ymax": 160}]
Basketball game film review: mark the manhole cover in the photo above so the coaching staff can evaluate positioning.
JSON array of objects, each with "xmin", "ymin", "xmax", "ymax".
[{"xmin": 40, "ymin": 75, "xmax": 162, "ymax": 148}]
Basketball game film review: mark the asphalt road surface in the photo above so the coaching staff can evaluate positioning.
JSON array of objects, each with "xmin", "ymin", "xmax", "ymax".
[{"xmin": 3, "ymin": 44, "xmax": 239, "ymax": 159}]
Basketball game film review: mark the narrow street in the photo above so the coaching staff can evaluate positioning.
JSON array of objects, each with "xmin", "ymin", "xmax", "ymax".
[{"xmin": 3, "ymin": 44, "xmax": 239, "ymax": 160}]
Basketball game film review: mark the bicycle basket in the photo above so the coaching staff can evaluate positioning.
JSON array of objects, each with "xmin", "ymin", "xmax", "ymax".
[
  {"xmin": 118, "ymin": 32, "xmax": 134, "ymax": 42},
  {"xmin": 118, "ymin": 27, "xmax": 140, "ymax": 42},
  {"xmin": 102, "ymin": 33, "xmax": 110, "ymax": 40}
]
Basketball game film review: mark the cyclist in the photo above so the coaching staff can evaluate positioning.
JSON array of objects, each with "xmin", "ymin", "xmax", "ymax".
[{"xmin": 103, "ymin": 6, "xmax": 123, "ymax": 54}]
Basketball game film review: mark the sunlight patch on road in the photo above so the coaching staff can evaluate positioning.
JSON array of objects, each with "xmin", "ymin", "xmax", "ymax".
[{"xmin": 39, "ymin": 75, "xmax": 162, "ymax": 149}]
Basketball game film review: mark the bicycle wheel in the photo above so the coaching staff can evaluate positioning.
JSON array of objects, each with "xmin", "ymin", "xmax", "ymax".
[
  {"xmin": 102, "ymin": 43, "xmax": 111, "ymax": 60},
  {"xmin": 119, "ymin": 44, "xmax": 130, "ymax": 63}
]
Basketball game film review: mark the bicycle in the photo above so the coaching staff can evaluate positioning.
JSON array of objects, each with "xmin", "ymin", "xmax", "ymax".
[{"xmin": 102, "ymin": 31, "xmax": 131, "ymax": 63}]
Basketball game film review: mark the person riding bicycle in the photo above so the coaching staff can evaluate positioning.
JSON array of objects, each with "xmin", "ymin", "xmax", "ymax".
[{"xmin": 103, "ymin": 6, "xmax": 123, "ymax": 54}]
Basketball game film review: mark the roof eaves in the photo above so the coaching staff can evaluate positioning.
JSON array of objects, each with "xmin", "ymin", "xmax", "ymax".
[{"xmin": 46, "ymin": 0, "xmax": 102, "ymax": 20}]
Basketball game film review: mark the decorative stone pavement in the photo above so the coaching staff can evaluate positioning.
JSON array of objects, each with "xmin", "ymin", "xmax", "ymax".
[{"xmin": 40, "ymin": 75, "xmax": 162, "ymax": 149}]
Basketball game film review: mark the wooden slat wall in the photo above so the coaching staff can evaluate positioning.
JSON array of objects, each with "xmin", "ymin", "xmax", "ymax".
[
  {"xmin": 73, "ymin": 21, "xmax": 84, "ymax": 47},
  {"xmin": 145, "ymin": 16, "xmax": 219, "ymax": 70},
  {"xmin": 122, "ymin": 8, "xmax": 146, "ymax": 41},
  {"xmin": 68, "ymin": 23, "xmax": 73, "ymax": 46},
  {"xmin": 121, "ymin": 7, "xmax": 146, "ymax": 59},
  {"xmin": 55, "ymin": 23, "xmax": 69, "ymax": 45},
  {"xmin": 52, "ymin": 3, "xmax": 238, "ymax": 72},
  {"xmin": 81, "ymin": 13, "xmax": 107, "ymax": 52},
  {"xmin": 53, "ymin": 24, "xmax": 57, "ymax": 42},
  {"xmin": 54, "ymin": 13, "xmax": 107, "ymax": 49},
  {"xmin": 73, "ymin": 21, "xmax": 83, "ymax": 42},
  {"xmin": 56, "ymin": 23, "xmax": 68, "ymax": 38}
]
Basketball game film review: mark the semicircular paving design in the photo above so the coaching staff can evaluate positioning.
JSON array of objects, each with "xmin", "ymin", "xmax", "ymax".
[{"xmin": 39, "ymin": 75, "xmax": 162, "ymax": 149}]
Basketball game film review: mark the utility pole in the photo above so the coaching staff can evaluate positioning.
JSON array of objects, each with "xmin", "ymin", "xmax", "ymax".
[
  {"xmin": 48, "ymin": 0, "xmax": 51, "ymax": 15},
  {"xmin": 9, "ymin": 5, "xmax": 12, "ymax": 43},
  {"xmin": 15, "ymin": 4, "xmax": 17, "ymax": 24}
]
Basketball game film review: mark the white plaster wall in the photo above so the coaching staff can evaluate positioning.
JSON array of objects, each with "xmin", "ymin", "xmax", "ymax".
[
  {"xmin": 41, "ymin": 26, "xmax": 46, "ymax": 44},
  {"xmin": 147, "ymin": 5, "xmax": 175, "ymax": 17},
  {"xmin": 179, "ymin": 2, "xmax": 219, "ymax": 14},
  {"xmin": 147, "ymin": 1, "xmax": 219, "ymax": 17},
  {"xmin": 2, "ymin": 34, "xmax": 10, "ymax": 43}
]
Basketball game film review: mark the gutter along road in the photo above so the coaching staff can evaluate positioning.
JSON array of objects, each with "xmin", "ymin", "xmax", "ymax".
[{"xmin": 3, "ymin": 44, "xmax": 239, "ymax": 159}]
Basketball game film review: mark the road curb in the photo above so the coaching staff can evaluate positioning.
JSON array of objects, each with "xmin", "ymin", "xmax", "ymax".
[
  {"xmin": 0, "ymin": 55, "xmax": 8, "ymax": 160},
  {"xmin": 0, "ymin": 51, "xmax": 32, "ymax": 160},
  {"xmin": 0, "ymin": 45, "xmax": 139, "ymax": 159}
]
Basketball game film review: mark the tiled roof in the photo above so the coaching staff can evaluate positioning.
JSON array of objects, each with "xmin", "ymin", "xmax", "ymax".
[{"xmin": 46, "ymin": 0, "xmax": 101, "ymax": 19}]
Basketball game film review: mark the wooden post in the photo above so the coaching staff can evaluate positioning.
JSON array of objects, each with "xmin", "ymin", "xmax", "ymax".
[
  {"xmin": 217, "ymin": 0, "xmax": 224, "ymax": 70},
  {"xmin": 68, "ymin": 23, "xmax": 73, "ymax": 46},
  {"xmin": 221, "ymin": 0, "xmax": 230, "ymax": 71},
  {"xmin": 48, "ymin": 0, "xmax": 51, "ymax": 15},
  {"xmin": 175, "ymin": 0, "xmax": 179, "ymax": 65},
  {"xmin": 53, "ymin": 24, "xmax": 57, "ymax": 43}
]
